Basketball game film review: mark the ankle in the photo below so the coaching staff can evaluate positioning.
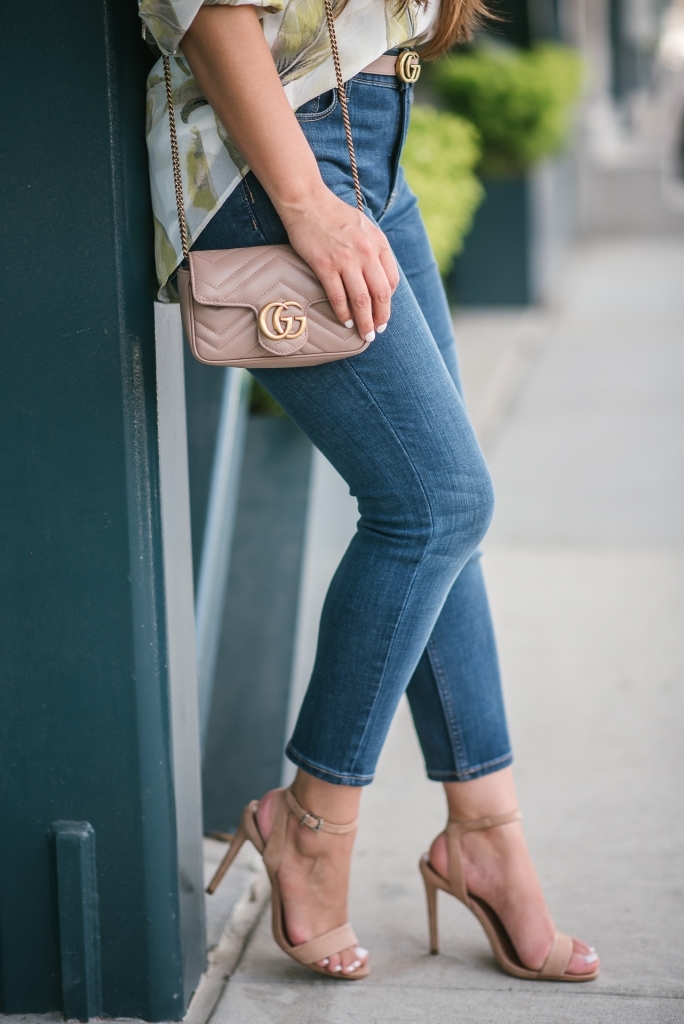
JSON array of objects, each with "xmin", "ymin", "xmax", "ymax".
[
  {"xmin": 292, "ymin": 771, "xmax": 360, "ymax": 826},
  {"xmin": 443, "ymin": 767, "xmax": 518, "ymax": 822},
  {"xmin": 289, "ymin": 817, "xmax": 355, "ymax": 863}
]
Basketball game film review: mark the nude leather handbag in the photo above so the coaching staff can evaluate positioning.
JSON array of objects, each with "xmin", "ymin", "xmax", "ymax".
[{"xmin": 164, "ymin": 0, "xmax": 371, "ymax": 368}]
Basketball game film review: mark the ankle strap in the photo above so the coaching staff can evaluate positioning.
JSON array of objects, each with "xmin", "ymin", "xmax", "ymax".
[
  {"xmin": 285, "ymin": 788, "xmax": 358, "ymax": 835},
  {"xmin": 448, "ymin": 809, "xmax": 522, "ymax": 836}
]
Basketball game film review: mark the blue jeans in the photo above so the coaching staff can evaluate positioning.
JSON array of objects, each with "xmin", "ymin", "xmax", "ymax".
[{"xmin": 195, "ymin": 67, "xmax": 513, "ymax": 785}]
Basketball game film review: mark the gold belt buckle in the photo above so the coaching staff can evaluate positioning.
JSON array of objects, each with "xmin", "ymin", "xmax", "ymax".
[{"xmin": 395, "ymin": 50, "xmax": 421, "ymax": 84}]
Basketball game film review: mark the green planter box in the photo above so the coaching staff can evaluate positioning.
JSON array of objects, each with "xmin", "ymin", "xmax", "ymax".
[
  {"xmin": 451, "ymin": 175, "xmax": 534, "ymax": 305},
  {"xmin": 451, "ymin": 156, "xmax": 575, "ymax": 306}
]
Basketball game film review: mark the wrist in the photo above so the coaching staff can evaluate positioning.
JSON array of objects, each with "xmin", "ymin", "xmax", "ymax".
[{"xmin": 273, "ymin": 178, "xmax": 334, "ymax": 227}]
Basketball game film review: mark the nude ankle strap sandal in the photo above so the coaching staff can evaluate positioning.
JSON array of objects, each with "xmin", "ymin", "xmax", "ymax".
[
  {"xmin": 419, "ymin": 810, "xmax": 599, "ymax": 982},
  {"xmin": 207, "ymin": 787, "xmax": 369, "ymax": 979}
]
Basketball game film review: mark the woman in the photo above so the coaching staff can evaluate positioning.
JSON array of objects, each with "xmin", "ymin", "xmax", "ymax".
[{"xmin": 141, "ymin": 0, "xmax": 600, "ymax": 982}]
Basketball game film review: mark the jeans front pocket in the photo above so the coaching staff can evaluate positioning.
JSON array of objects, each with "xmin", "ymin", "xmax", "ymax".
[{"xmin": 295, "ymin": 89, "xmax": 337, "ymax": 122}]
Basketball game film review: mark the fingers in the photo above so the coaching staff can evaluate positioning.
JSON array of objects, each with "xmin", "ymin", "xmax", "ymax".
[
  {"xmin": 317, "ymin": 268, "xmax": 354, "ymax": 329},
  {"xmin": 379, "ymin": 245, "xmax": 400, "ymax": 295},
  {"xmin": 341, "ymin": 266, "xmax": 375, "ymax": 340},
  {"xmin": 320, "ymin": 252, "xmax": 391, "ymax": 339},
  {"xmin": 286, "ymin": 195, "xmax": 398, "ymax": 336},
  {"xmin": 340, "ymin": 250, "xmax": 394, "ymax": 339},
  {"xmin": 362, "ymin": 257, "xmax": 393, "ymax": 333}
]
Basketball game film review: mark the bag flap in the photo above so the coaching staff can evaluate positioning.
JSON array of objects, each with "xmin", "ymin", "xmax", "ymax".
[{"xmin": 187, "ymin": 245, "xmax": 327, "ymax": 309}]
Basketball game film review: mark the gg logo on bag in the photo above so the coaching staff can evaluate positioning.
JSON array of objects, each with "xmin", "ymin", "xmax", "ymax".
[
  {"xmin": 258, "ymin": 301, "xmax": 307, "ymax": 341},
  {"xmin": 395, "ymin": 50, "xmax": 421, "ymax": 84}
]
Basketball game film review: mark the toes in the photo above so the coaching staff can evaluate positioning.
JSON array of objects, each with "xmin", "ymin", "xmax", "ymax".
[
  {"xmin": 326, "ymin": 953, "xmax": 342, "ymax": 974},
  {"xmin": 315, "ymin": 946, "xmax": 369, "ymax": 975},
  {"xmin": 340, "ymin": 944, "xmax": 365, "ymax": 974},
  {"xmin": 566, "ymin": 939, "xmax": 599, "ymax": 975}
]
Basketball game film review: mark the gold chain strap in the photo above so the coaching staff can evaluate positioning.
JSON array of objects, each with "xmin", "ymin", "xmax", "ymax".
[
  {"xmin": 322, "ymin": 0, "xmax": 364, "ymax": 213},
  {"xmin": 163, "ymin": 6, "xmax": 363, "ymax": 261},
  {"xmin": 164, "ymin": 54, "xmax": 190, "ymax": 260}
]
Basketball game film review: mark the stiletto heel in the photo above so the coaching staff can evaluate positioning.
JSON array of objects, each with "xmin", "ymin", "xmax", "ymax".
[
  {"xmin": 419, "ymin": 811, "xmax": 599, "ymax": 982},
  {"xmin": 206, "ymin": 806, "xmax": 255, "ymax": 894},
  {"xmin": 420, "ymin": 863, "xmax": 440, "ymax": 954},
  {"xmin": 207, "ymin": 788, "xmax": 369, "ymax": 979}
]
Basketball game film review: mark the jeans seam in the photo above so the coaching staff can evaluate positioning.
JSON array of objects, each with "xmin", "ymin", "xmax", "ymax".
[
  {"xmin": 381, "ymin": 85, "xmax": 411, "ymax": 217},
  {"xmin": 426, "ymin": 752, "xmax": 513, "ymax": 781},
  {"xmin": 238, "ymin": 179, "xmax": 260, "ymax": 235},
  {"xmin": 286, "ymin": 743, "xmax": 375, "ymax": 783},
  {"xmin": 342, "ymin": 357, "xmax": 437, "ymax": 778},
  {"xmin": 425, "ymin": 635, "xmax": 469, "ymax": 773}
]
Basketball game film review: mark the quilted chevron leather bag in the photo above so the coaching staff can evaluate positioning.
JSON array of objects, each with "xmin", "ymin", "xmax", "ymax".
[{"xmin": 164, "ymin": 0, "xmax": 370, "ymax": 368}]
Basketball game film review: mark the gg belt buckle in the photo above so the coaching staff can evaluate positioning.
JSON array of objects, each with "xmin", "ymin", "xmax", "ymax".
[{"xmin": 395, "ymin": 49, "xmax": 421, "ymax": 84}]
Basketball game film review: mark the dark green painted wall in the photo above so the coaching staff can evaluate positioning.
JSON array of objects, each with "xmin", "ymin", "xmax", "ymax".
[{"xmin": 0, "ymin": 2, "xmax": 203, "ymax": 1017}]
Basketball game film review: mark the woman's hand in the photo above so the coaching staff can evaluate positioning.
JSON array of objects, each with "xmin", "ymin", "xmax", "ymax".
[
  {"xmin": 280, "ymin": 185, "xmax": 399, "ymax": 340},
  {"xmin": 181, "ymin": 5, "xmax": 398, "ymax": 338}
]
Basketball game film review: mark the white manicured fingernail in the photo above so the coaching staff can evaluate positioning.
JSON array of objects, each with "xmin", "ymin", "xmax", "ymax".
[
  {"xmin": 333, "ymin": 963, "xmax": 342, "ymax": 972},
  {"xmin": 321, "ymin": 958, "xmax": 329, "ymax": 966},
  {"xmin": 584, "ymin": 952, "xmax": 598, "ymax": 964},
  {"xmin": 365, "ymin": 332, "xmax": 375, "ymax": 343},
  {"xmin": 344, "ymin": 319, "xmax": 354, "ymax": 328},
  {"xmin": 376, "ymin": 323, "xmax": 388, "ymax": 333},
  {"xmin": 355, "ymin": 946, "xmax": 369, "ymax": 958}
]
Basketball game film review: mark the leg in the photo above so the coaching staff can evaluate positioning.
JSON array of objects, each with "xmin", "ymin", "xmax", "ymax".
[
  {"xmin": 427, "ymin": 770, "xmax": 599, "ymax": 976},
  {"xmin": 381, "ymin": 174, "xmax": 512, "ymax": 783},
  {"xmin": 196, "ymin": 168, "xmax": 494, "ymax": 975},
  {"xmin": 259, "ymin": 270, "xmax": 495, "ymax": 785},
  {"xmin": 381, "ymin": 181, "xmax": 598, "ymax": 977},
  {"xmin": 250, "ymin": 253, "xmax": 492, "ymax": 972},
  {"xmin": 256, "ymin": 773, "xmax": 366, "ymax": 975}
]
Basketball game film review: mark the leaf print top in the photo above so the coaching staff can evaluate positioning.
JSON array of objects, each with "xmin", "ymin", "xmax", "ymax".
[{"xmin": 140, "ymin": 0, "xmax": 437, "ymax": 297}]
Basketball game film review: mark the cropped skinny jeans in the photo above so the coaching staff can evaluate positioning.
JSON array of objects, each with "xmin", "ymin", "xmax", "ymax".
[{"xmin": 194, "ymin": 65, "xmax": 513, "ymax": 786}]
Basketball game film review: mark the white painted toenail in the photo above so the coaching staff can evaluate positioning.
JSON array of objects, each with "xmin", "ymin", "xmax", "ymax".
[
  {"xmin": 589, "ymin": 946, "xmax": 596, "ymax": 953},
  {"xmin": 584, "ymin": 952, "xmax": 598, "ymax": 964},
  {"xmin": 321, "ymin": 958, "xmax": 329, "ymax": 966},
  {"xmin": 365, "ymin": 332, "xmax": 376, "ymax": 343},
  {"xmin": 345, "ymin": 961, "xmax": 361, "ymax": 972},
  {"xmin": 377, "ymin": 323, "xmax": 388, "ymax": 333},
  {"xmin": 333, "ymin": 964, "xmax": 342, "ymax": 972},
  {"xmin": 344, "ymin": 320, "xmax": 354, "ymax": 328},
  {"xmin": 355, "ymin": 946, "xmax": 369, "ymax": 958}
]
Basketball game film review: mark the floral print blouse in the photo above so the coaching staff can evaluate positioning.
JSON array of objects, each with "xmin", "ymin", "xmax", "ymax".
[{"xmin": 140, "ymin": 0, "xmax": 437, "ymax": 296}]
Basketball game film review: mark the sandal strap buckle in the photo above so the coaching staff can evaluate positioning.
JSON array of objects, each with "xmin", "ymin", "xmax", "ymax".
[
  {"xmin": 300, "ymin": 811, "xmax": 324, "ymax": 831},
  {"xmin": 285, "ymin": 787, "xmax": 358, "ymax": 834}
]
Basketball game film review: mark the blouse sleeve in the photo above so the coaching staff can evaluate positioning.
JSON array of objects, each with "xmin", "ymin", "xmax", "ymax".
[{"xmin": 139, "ymin": 0, "xmax": 284, "ymax": 55}]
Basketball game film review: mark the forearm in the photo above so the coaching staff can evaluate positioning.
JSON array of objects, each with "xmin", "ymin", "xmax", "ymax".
[
  {"xmin": 181, "ymin": 6, "xmax": 325, "ymax": 218},
  {"xmin": 179, "ymin": 5, "xmax": 399, "ymax": 336}
]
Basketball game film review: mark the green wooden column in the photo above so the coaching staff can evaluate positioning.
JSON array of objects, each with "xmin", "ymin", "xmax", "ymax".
[{"xmin": 0, "ymin": 2, "xmax": 205, "ymax": 1018}]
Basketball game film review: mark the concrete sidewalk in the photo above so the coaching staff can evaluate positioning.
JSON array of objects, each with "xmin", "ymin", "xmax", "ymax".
[{"xmin": 209, "ymin": 238, "xmax": 684, "ymax": 1023}]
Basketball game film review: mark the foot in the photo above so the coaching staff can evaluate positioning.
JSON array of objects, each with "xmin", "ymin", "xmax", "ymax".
[
  {"xmin": 428, "ymin": 823, "xmax": 599, "ymax": 976},
  {"xmin": 256, "ymin": 788, "xmax": 369, "ymax": 976}
]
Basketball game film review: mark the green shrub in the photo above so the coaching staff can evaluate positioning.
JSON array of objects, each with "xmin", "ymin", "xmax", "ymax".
[
  {"xmin": 430, "ymin": 43, "xmax": 584, "ymax": 177},
  {"xmin": 401, "ymin": 105, "xmax": 484, "ymax": 275}
]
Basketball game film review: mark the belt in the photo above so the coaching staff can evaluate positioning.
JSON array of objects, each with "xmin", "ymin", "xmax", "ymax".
[{"xmin": 359, "ymin": 50, "xmax": 421, "ymax": 83}]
